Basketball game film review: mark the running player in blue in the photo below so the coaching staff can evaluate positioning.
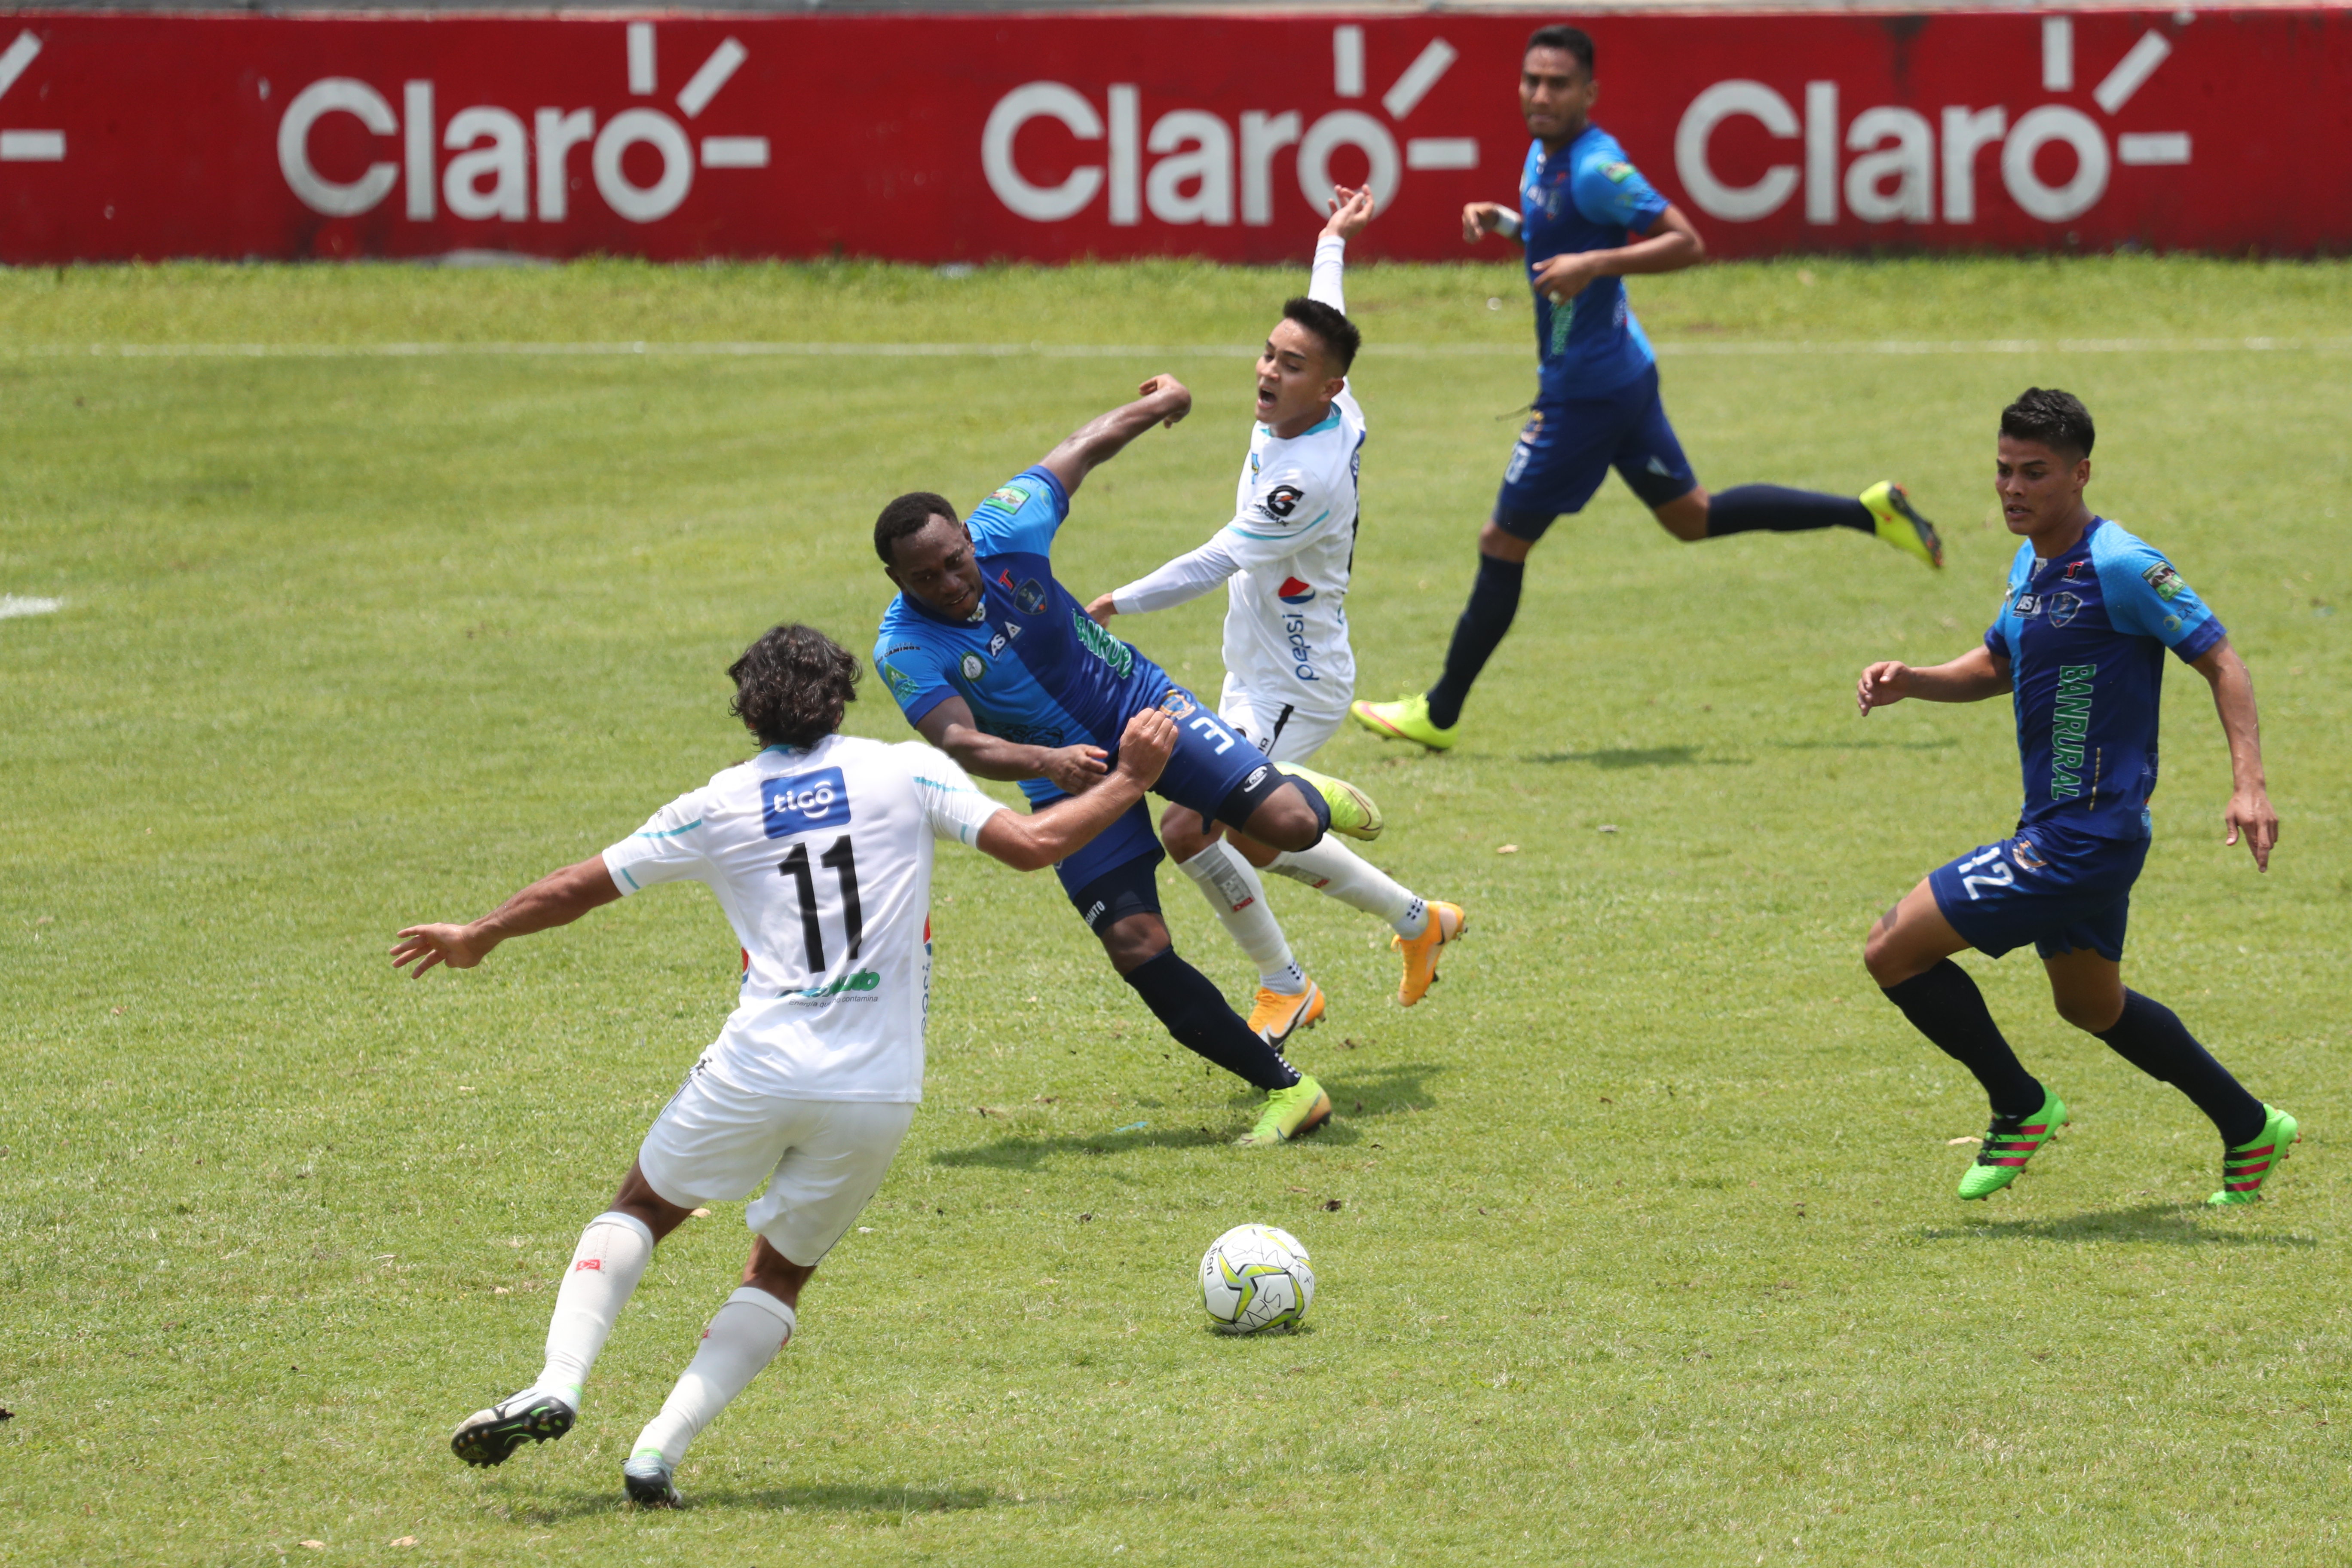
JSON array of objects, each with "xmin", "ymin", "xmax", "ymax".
[
  {"xmin": 1858, "ymin": 389, "xmax": 2296, "ymax": 1206},
  {"xmin": 1351, "ymin": 23, "xmax": 1943, "ymax": 752},
  {"xmin": 870, "ymin": 374, "xmax": 1385, "ymax": 1147}
]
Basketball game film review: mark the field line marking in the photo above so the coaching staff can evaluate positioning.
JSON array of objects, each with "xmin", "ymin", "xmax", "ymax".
[
  {"xmin": 3, "ymin": 337, "xmax": 2346, "ymax": 361},
  {"xmin": 0, "ymin": 594, "xmax": 64, "ymax": 619}
]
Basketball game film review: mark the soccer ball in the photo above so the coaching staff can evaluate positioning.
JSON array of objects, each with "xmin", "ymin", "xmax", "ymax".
[{"xmin": 1198, "ymin": 1223, "xmax": 1315, "ymax": 1334}]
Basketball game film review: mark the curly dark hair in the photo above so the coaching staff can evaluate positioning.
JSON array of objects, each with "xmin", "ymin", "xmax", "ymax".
[
  {"xmin": 2001, "ymin": 387, "xmax": 2095, "ymax": 460},
  {"xmin": 727, "ymin": 624, "xmax": 859, "ymax": 749}
]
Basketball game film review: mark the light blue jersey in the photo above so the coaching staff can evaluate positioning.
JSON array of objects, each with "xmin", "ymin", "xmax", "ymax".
[{"xmin": 1519, "ymin": 124, "xmax": 1670, "ymax": 396}]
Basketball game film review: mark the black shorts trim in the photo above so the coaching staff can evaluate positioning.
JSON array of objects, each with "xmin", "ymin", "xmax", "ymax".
[{"xmin": 1068, "ymin": 848, "xmax": 1165, "ymax": 933}]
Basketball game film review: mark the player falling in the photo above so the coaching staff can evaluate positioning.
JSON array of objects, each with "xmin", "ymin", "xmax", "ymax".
[
  {"xmin": 395, "ymin": 625, "xmax": 1178, "ymax": 1505},
  {"xmin": 870, "ymin": 381, "xmax": 1387, "ymax": 1147},
  {"xmin": 1351, "ymin": 23, "xmax": 1942, "ymax": 753},
  {"xmin": 1858, "ymin": 389, "xmax": 2297, "ymax": 1204},
  {"xmin": 1088, "ymin": 185, "xmax": 1465, "ymax": 1040}
]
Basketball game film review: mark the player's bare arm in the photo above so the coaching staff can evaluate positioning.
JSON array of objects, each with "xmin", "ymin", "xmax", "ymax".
[
  {"xmin": 1856, "ymin": 645, "xmax": 2012, "ymax": 717},
  {"xmin": 975, "ymin": 709, "xmax": 1176, "ymax": 871},
  {"xmin": 2190, "ymin": 636, "xmax": 2278, "ymax": 869},
  {"xmin": 390, "ymin": 857, "xmax": 622, "ymax": 977},
  {"xmin": 1530, "ymin": 206, "xmax": 1703, "ymax": 302},
  {"xmin": 1037, "ymin": 375, "xmax": 1192, "ymax": 497},
  {"xmin": 914, "ymin": 691, "xmax": 1109, "ymax": 795}
]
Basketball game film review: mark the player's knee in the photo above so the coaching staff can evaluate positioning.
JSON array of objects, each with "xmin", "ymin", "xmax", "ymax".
[
  {"xmin": 1861, "ymin": 924, "xmax": 1909, "ymax": 987},
  {"xmin": 742, "ymin": 1237, "xmax": 815, "ymax": 1308},
  {"xmin": 1241, "ymin": 792, "xmax": 1317, "ymax": 853},
  {"xmin": 1098, "ymin": 913, "xmax": 1172, "ymax": 974},
  {"xmin": 1476, "ymin": 521, "xmax": 1534, "ymax": 563},
  {"xmin": 1159, "ymin": 804, "xmax": 1215, "ymax": 862},
  {"xmin": 2052, "ymin": 989, "xmax": 2124, "ymax": 1034}
]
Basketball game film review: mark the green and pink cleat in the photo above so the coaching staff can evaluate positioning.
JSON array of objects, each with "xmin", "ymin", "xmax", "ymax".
[{"xmin": 1957, "ymin": 1089, "xmax": 2067, "ymax": 1200}]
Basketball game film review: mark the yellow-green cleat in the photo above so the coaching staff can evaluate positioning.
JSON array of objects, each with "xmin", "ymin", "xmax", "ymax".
[
  {"xmin": 1350, "ymin": 693, "xmax": 1458, "ymax": 751},
  {"xmin": 1957, "ymin": 1089, "xmax": 2066, "ymax": 1200},
  {"xmin": 1278, "ymin": 763, "xmax": 1383, "ymax": 842},
  {"xmin": 1236, "ymin": 1075, "xmax": 1333, "ymax": 1146},
  {"xmin": 2209, "ymin": 1104, "xmax": 2299, "ymax": 1205},
  {"xmin": 1861, "ymin": 481, "xmax": 1943, "ymax": 569}
]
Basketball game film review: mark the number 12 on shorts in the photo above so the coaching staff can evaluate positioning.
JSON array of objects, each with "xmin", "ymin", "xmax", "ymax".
[{"xmin": 1957, "ymin": 844, "xmax": 2015, "ymax": 901}]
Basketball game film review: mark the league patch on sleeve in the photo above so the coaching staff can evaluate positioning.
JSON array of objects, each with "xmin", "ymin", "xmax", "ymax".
[
  {"xmin": 986, "ymin": 485, "xmax": 1029, "ymax": 513},
  {"xmin": 1602, "ymin": 160, "xmax": 1637, "ymax": 184},
  {"xmin": 881, "ymin": 662, "xmax": 922, "ymax": 703},
  {"xmin": 2141, "ymin": 560, "xmax": 2188, "ymax": 601},
  {"xmin": 1258, "ymin": 484, "xmax": 1304, "ymax": 521}
]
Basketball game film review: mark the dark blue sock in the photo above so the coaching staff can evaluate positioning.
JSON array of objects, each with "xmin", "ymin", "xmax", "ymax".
[
  {"xmin": 1123, "ymin": 949, "xmax": 1300, "ymax": 1090},
  {"xmin": 1882, "ymin": 960, "xmax": 2045, "ymax": 1118},
  {"xmin": 1707, "ymin": 484, "xmax": 1872, "ymax": 537},
  {"xmin": 1426, "ymin": 554, "xmax": 1523, "ymax": 730},
  {"xmin": 2094, "ymin": 990, "xmax": 2266, "ymax": 1145}
]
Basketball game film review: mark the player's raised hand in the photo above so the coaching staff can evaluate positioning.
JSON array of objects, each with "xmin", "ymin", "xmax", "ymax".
[
  {"xmin": 1856, "ymin": 661, "xmax": 1912, "ymax": 717},
  {"xmin": 1112, "ymin": 707, "xmax": 1178, "ymax": 787},
  {"xmin": 1136, "ymin": 374, "xmax": 1191, "ymax": 428},
  {"xmin": 1085, "ymin": 592, "xmax": 1118, "ymax": 628},
  {"xmin": 1041, "ymin": 743, "xmax": 1112, "ymax": 796},
  {"xmin": 391, "ymin": 922, "xmax": 490, "ymax": 977},
  {"xmin": 1323, "ymin": 184, "xmax": 1377, "ymax": 240},
  {"xmin": 2223, "ymin": 786, "xmax": 2279, "ymax": 871},
  {"xmin": 1462, "ymin": 201, "xmax": 1512, "ymax": 243}
]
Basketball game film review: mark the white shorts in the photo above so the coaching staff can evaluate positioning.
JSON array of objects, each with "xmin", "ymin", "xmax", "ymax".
[
  {"xmin": 638, "ymin": 1063, "xmax": 916, "ymax": 1266},
  {"xmin": 1218, "ymin": 677, "xmax": 1345, "ymax": 766}
]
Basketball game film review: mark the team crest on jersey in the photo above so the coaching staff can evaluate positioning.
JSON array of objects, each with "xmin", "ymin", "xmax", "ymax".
[
  {"xmin": 987, "ymin": 486, "xmax": 1028, "ymax": 512},
  {"xmin": 1015, "ymin": 579, "xmax": 1047, "ymax": 615},
  {"xmin": 2141, "ymin": 561, "xmax": 2188, "ymax": 600},
  {"xmin": 2048, "ymin": 591, "xmax": 2083, "ymax": 627},
  {"xmin": 1159, "ymin": 689, "xmax": 1197, "ymax": 720},
  {"xmin": 959, "ymin": 651, "xmax": 986, "ymax": 681},
  {"xmin": 1260, "ymin": 484, "xmax": 1304, "ymax": 521},
  {"xmin": 763, "ymin": 767, "xmax": 850, "ymax": 839},
  {"xmin": 2012, "ymin": 839, "xmax": 2049, "ymax": 872},
  {"xmin": 1277, "ymin": 577, "xmax": 1316, "ymax": 605}
]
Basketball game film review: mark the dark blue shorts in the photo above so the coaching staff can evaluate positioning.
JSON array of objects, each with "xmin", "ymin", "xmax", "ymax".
[
  {"xmin": 1926, "ymin": 822, "xmax": 2149, "ymax": 962},
  {"xmin": 1054, "ymin": 808, "xmax": 1166, "ymax": 923},
  {"xmin": 1047, "ymin": 680, "xmax": 1265, "ymax": 913},
  {"xmin": 1493, "ymin": 364, "xmax": 1697, "ymax": 540}
]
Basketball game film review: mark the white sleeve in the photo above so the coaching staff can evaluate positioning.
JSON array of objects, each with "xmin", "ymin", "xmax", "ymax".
[
  {"xmin": 1110, "ymin": 536, "xmax": 1243, "ymax": 615},
  {"xmin": 601, "ymin": 790, "xmax": 716, "ymax": 895},
  {"xmin": 1308, "ymin": 233, "xmax": 1346, "ymax": 313},
  {"xmin": 898, "ymin": 743, "xmax": 1011, "ymax": 848}
]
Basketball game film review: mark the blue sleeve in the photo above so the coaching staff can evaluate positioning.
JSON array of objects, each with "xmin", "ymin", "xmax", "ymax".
[
  {"xmin": 965, "ymin": 465, "xmax": 1070, "ymax": 557},
  {"xmin": 873, "ymin": 631, "xmax": 956, "ymax": 728},
  {"xmin": 1572, "ymin": 151, "xmax": 1670, "ymax": 233},
  {"xmin": 2097, "ymin": 534, "xmax": 2225, "ymax": 662},
  {"xmin": 1984, "ymin": 547, "xmax": 2030, "ymax": 662}
]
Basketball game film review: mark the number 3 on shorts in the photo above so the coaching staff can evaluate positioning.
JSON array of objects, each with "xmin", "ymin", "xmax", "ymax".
[{"xmin": 1188, "ymin": 714, "xmax": 1236, "ymax": 755}]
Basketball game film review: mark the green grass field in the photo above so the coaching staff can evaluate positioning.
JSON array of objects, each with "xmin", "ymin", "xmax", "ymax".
[{"xmin": 5, "ymin": 255, "xmax": 2349, "ymax": 1565}]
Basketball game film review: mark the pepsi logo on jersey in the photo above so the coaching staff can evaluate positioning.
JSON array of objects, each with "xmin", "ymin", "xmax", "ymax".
[
  {"xmin": 762, "ymin": 766, "xmax": 852, "ymax": 839},
  {"xmin": 1277, "ymin": 577, "xmax": 1317, "ymax": 605}
]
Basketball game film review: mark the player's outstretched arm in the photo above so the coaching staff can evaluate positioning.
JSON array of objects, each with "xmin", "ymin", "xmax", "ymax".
[
  {"xmin": 1462, "ymin": 201, "xmax": 1519, "ymax": 244},
  {"xmin": 2190, "ymin": 637, "xmax": 2278, "ymax": 870},
  {"xmin": 391, "ymin": 857, "xmax": 621, "ymax": 977},
  {"xmin": 976, "ymin": 710, "xmax": 1177, "ymax": 872},
  {"xmin": 1856, "ymin": 645, "xmax": 2011, "ymax": 717},
  {"xmin": 1037, "ymin": 375, "xmax": 1192, "ymax": 499},
  {"xmin": 916, "ymin": 692, "xmax": 1110, "ymax": 796}
]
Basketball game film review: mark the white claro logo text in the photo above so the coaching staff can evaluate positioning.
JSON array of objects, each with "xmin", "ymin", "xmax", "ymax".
[
  {"xmin": 985, "ymin": 26, "xmax": 1479, "ymax": 226},
  {"xmin": 277, "ymin": 23, "xmax": 769, "ymax": 224},
  {"xmin": 1675, "ymin": 19, "xmax": 2190, "ymax": 228}
]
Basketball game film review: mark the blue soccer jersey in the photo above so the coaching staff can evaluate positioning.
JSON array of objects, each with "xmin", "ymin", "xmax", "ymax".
[
  {"xmin": 1984, "ymin": 517, "xmax": 2225, "ymax": 840},
  {"xmin": 873, "ymin": 465, "xmax": 1180, "ymax": 805},
  {"xmin": 1519, "ymin": 125, "xmax": 1671, "ymax": 396}
]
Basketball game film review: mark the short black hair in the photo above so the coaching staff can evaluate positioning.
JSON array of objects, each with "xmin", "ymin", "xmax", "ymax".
[
  {"xmin": 1525, "ymin": 24, "xmax": 1596, "ymax": 77},
  {"xmin": 727, "ymin": 623, "xmax": 858, "ymax": 749},
  {"xmin": 2000, "ymin": 387, "xmax": 2095, "ymax": 460},
  {"xmin": 1283, "ymin": 296, "xmax": 1360, "ymax": 377},
  {"xmin": 874, "ymin": 490, "xmax": 959, "ymax": 566}
]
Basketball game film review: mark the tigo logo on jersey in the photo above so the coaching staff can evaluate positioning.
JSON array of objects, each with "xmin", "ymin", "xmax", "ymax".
[
  {"xmin": 1276, "ymin": 576, "xmax": 1317, "ymax": 605},
  {"xmin": 762, "ymin": 766, "xmax": 851, "ymax": 839}
]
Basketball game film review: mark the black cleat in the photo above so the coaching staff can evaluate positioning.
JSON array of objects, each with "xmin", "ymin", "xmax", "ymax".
[
  {"xmin": 623, "ymin": 1453, "xmax": 683, "ymax": 1507},
  {"xmin": 450, "ymin": 1387, "xmax": 576, "ymax": 1467}
]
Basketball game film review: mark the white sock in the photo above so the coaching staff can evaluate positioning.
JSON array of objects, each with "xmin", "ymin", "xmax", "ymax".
[
  {"xmin": 536, "ymin": 1210, "xmax": 655, "ymax": 1405},
  {"xmin": 1268, "ymin": 839, "xmax": 1428, "ymax": 938},
  {"xmin": 1177, "ymin": 841, "xmax": 1307, "ymax": 994},
  {"xmin": 631, "ymin": 1287, "xmax": 796, "ymax": 1468}
]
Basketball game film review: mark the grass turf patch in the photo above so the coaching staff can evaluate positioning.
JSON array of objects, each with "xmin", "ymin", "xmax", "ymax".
[{"xmin": 3, "ymin": 256, "xmax": 2349, "ymax": 1565}]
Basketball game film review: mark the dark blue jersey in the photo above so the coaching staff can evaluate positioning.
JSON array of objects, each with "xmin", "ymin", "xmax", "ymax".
[
  {"xmin": 1519, "ymin": 125, "xmax": 1670, "ymax": 396},
  {"xmin": 1985, "ymin": 517, "xmax": 2225, "ymax": 840},
  {"xmin": 873, "ymin": 466, "xmax": 1176, "ymax": 805}
]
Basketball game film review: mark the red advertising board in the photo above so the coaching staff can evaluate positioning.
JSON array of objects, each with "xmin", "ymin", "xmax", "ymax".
[{"xmin": 0, "ymin": 8, "xmax": 2344, "ymax": 264}]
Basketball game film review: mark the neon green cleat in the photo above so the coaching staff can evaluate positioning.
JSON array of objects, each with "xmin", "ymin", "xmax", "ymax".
[
  {"xmin": 1861, "ymin": 481, "xmax": 1943, "ymax": 569},
  {"xmin": 1278, "ymin": 763, "xmax": 1383, "ymax": 842},
  {"xmin": 1349, "ymin": 694, "xmax": 1458, "ymax": 751},
  {"xmin": 1957, "ymin": 1089, "xmax": 2067, "ymax": 1200},
  {"xmin": 2209, "ymin": 1104, "xmax": 2299, "ymax": 1205},
  {"xmin": 1236, "ymin": 1075, "xmax": 1333, "ymax": 1147}
]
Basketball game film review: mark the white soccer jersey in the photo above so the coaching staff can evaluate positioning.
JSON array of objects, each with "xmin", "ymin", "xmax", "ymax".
[
  {"xmin": 1109, "ymin": 233, "xmax": 1364, "ymax": 720},
  {"xmin": 600, "ymin": 735, "xmax": 1007, "ymax": 1105}
]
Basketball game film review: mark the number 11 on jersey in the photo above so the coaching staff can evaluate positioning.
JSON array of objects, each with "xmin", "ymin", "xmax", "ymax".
[{"xmin": 778, "ymin": 835, "xmax": 864, "ymax": 972}]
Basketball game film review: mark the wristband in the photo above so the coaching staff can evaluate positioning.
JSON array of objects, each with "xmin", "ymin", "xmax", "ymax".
[{"xmin": 1493, "ymin": 210, "xmax": 1522, "ymax": 240}]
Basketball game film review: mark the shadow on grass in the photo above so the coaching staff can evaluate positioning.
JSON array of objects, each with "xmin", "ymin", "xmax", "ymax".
[
  {"xmin": 1915, "ymin": 1201, "xmax": 2318, "ymax": 1247},
  {"xmin": 1523, "ymin": 745, "xmax": 1746, "ymax": 769},
  {"xmin": 514, "ymin": 1481, "xmax": 1001, "ymax": 1522},
  {"xmin": 1772, "ymin": 737, "xmax": 1960, "ymax": 752},
  {"xmin": 928, "ymin": 1062, "xmax": 1447, "ymax": 1169}
]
